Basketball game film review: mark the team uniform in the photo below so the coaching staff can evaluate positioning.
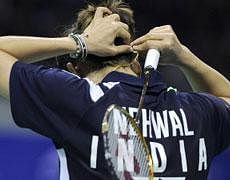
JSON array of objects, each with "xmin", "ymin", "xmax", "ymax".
[{"xmin": 10, "ymin": 61, "xmax": 230, "ymax": 180}]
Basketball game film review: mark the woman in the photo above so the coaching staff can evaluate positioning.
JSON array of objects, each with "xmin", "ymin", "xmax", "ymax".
[{"xmin": 0, "ymin": 0, "xmax": 229, "ymax": 179}]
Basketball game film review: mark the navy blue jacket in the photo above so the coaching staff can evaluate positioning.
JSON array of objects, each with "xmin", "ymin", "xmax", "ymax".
[{"xmin": 10, "ymin": 62, "xmax": 230, "ymax": 180}]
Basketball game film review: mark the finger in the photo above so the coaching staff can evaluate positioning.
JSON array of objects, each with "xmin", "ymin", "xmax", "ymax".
[
  {"xmin": 106, "ymin": 14, "xmax": 121, "ymax": 22},
  {"xmin": 66, "ymin": 62, "xmax": 77, "ymax": 75},
  {"xmin": 150, "ymin": 26, "xmax": 175, "ymax": 35},
  {"xmin": 130, "ymin": 33, "xmax": 163, "ymax": 46},
  {"xmin": 112, "ymin": 45, "xmax": 133, "ymax": 55},
  {"xmin": 130, "ymin": 34, "xmax": 149, "ymax": 46},
  {"xmin": 150, "ymin": 28, "xmax": 171, "ymax": 33},
  {"xmin": 131, "ymin": 32, "xmax": 175, "ymax": 46},
  {"xmin": 116, "ymin": 27, "xmax": 131, "ymax": 44},
  {"xmin": 94, "ymin": 7, "xmax": 112, "ymax": 19},
  {"xmin": 117, "ymin": 22, "xmax": 129, "ymax": 31},
  {"xmin": 152, "ymin": 25, "xmax": 173, "ymax": 32},
  {"xmin": 132, "ymin": 40, "xmax": 162, "ymax": 52}
]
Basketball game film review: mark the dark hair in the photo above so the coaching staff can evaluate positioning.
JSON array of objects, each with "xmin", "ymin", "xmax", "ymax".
[{"xmin": 64, "ymin": 0, "xmax": 136, "ymax": 77}]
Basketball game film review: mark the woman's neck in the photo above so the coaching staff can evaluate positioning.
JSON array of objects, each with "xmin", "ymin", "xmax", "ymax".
[{"xmin": 86, "ymin": 65, "xmax": 137, "ymax": 84}]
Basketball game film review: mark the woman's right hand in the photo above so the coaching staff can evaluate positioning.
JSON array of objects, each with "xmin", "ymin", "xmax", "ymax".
[{"xmin": 83, "ymin": 7, "xmax": 133, "ymax": 57}]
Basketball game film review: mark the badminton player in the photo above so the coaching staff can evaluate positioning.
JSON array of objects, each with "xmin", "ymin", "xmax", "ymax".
[{"xmin": 0, "ymin": 0, "xmax": 229, "ymax": 179}]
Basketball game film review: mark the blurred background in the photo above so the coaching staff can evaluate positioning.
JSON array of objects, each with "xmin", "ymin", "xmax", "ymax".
[
  {"xmin": 0, "ymin": 0, "xmax": 229, "ymax": 78},
  {"xmin": 0, "ymin": 0, "xmax": 229, "ymax": 179}
]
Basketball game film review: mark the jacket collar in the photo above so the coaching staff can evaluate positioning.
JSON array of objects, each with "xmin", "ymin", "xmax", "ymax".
[{"xmin": 102, "ymin": 70, "xmax": 167, "ymax": 93}]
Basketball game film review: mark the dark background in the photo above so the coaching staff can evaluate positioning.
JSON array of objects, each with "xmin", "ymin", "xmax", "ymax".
[
  {"xmin": 0, "ymin": 0, "xmax": 229, "ymax": 90},
  {"xmin": 0, "ymin": 2, "xmax": 229, "ymax": 178}
]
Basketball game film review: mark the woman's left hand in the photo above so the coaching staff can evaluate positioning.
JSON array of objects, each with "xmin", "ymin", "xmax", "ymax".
[{"xmin": 130, "ymin": 25, "xmax": 184, "ymax": 65}]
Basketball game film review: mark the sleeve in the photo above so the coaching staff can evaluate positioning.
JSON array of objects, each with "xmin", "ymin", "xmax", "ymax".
[
  {"xmin": 200, "ymin": 93, "xmax": 230, "ymax": 153},
  {"xmin": 10, "ymin": 61, "xmax": 93, "ymax": 143}
]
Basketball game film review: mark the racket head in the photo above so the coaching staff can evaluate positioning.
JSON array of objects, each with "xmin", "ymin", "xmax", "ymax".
[{"xmin": 102, "ymin": 104, "xmax": 154, "ymax": 180}]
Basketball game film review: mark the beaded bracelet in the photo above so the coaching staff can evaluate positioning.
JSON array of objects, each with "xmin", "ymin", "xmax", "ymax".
[{"xmin": 68, "ymin": 33, "xmax": 88, "ymax": 61}]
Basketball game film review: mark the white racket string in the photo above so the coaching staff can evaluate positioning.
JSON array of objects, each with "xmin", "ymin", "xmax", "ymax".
[
  {"xmin": 103, "ymin": 105, "xmax": 154, "ymax": 180},
  {"xmin": 127, "ymin": 117, "xmax": 149, "ymax": 177}
]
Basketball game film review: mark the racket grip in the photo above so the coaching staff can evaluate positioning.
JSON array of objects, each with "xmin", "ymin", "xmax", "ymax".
[{"xmin": 144, "ymin": 49, "xmax": 160, "ymax": 71}]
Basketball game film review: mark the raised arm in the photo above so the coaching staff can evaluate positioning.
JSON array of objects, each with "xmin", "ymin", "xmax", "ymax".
[
  {"xmin": 0, "ymin": 7, "xmax": 132, "ymax": 63},
  {"xmin": 175, "ymin": 45, "xmax": 230, "ymax": 102},
  {"xmin": 0, "ymin": 51, "xmax": 17, "ymax": 98},
  {"xmin": 131, "ymin": 25, "xmax": 230, "ymax": 102},
  {"xmin": 0, "ymin": 36, "xmax": 77, "ymax": 63},
  {"xmin": 0, "ymin": 7, "xmax": 132, "ymax": 99}
]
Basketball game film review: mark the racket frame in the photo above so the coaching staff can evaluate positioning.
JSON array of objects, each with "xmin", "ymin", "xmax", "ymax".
[{"xmin": 102, "ymin": 104, "xmax": 154, "ymax": 180}]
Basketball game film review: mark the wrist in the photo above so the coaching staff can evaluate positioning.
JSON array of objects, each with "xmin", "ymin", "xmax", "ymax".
[
  {"xmin": 174, "ymin": 45, "xmax": 197, "ymax": 68},
  {"xmin": 68, "ymin": 33, "xmax": 88, "ymax": 61},
  {"xmin": 61, "ymin": 37, "xmax": 78, "ymax": 52},
  {"xmin": 82, "ymin": 34, "xmax": 94, "ymax": 55}
]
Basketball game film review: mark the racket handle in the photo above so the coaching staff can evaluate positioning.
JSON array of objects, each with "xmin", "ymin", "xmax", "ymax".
[
  {"xmin": 144, "ymin": 49, "xmax": 160, "ymax": 72},
  {"xmin": 136, "ymin": 49, "xmax": 160, "ymax": 122}
]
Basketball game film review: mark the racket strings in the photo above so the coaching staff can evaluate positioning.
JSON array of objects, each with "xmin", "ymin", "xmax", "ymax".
[
  {"xmin": 103, "ymin": 106, "xmax": 153, "ymax": 180},
  {"xmin": 127, "ymin": 117, "xmax": 150, "ymax": 177},
  {"xmin": 108, "ymin": 113, "xmax": 118, "ymax": 174}
]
